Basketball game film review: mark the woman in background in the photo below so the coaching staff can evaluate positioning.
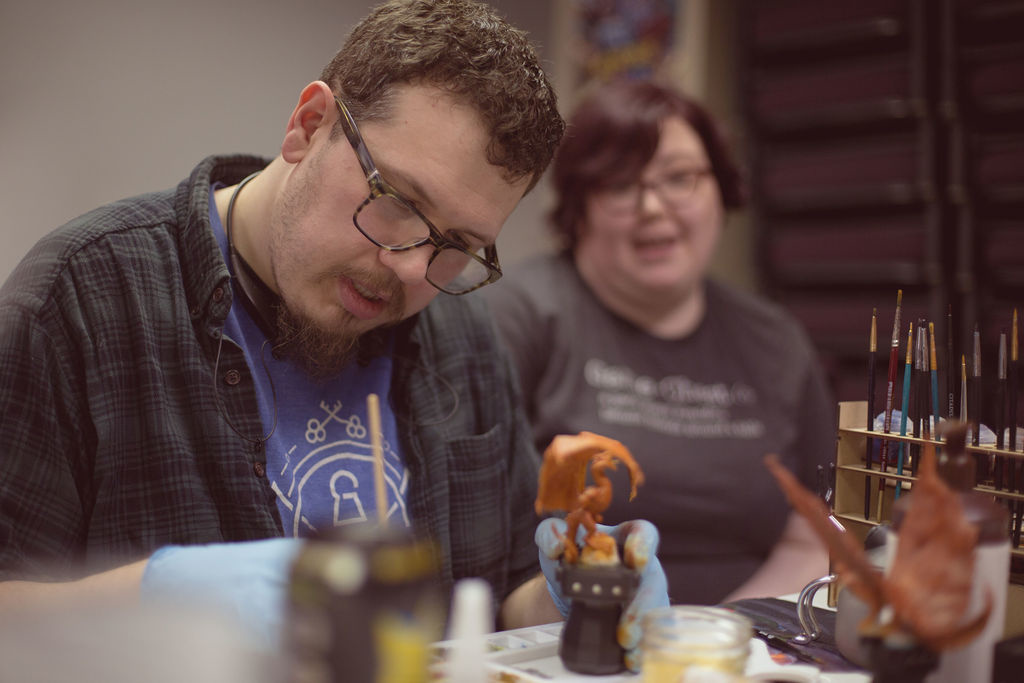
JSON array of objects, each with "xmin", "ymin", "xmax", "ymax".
[{"xmin": 485, "ymin": 79, "xmax": 835, "ymax": 604}]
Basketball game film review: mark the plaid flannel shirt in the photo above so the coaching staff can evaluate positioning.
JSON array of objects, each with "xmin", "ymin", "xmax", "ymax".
[{"xmin": 0, "ymin": 155, "xmax": 540, "ymax": 602}]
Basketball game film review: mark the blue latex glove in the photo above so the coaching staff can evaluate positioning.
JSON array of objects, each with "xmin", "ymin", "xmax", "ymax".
[
  {"xmin": 535, "ymin": 518, "xmax": 669, "ymax": 671},
  {"xmin": 140, "ymin": 538, "xmax": 303, "ymax": 647}
]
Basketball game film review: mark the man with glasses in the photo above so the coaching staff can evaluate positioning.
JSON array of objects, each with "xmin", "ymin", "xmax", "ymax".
[
  {"xmin": 0, "ymin": 0, "xmax": 666, "ymax": 661},
  {"xmin": 333, "ymin": 95, "xmax": 502, "ymax": 297}
]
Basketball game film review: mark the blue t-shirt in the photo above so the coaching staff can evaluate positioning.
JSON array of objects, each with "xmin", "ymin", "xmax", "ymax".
[{"xmin": 209, "ymin": 189, "xmax": 408, "ymax": 536}]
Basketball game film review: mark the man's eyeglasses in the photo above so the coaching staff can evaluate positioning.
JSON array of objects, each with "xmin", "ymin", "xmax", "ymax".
[
  {"xmin": 597, "ymin": 168, "xmax": 712, "ymax": 216},
  {"xmin": 334, "ymin": 96, "xmax": 502, "ymax": 295}
]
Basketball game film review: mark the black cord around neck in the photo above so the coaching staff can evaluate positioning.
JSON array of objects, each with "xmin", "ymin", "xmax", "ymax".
[
  {"xmin": 226, "ymin": 172, "xmax": 280, "ymax": 338},
  {"xmin": 213, "ymin": 172, "xmax": 279, "ymax": 446},
  {"xmin": 217, "ymin": 173, "xmax": 461, "ymax": 435}
]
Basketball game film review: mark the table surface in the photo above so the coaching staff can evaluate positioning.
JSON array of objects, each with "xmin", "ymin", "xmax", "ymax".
[{"xmin": 432, "ymin": 592, "xmax": 871, "ymax": 683}]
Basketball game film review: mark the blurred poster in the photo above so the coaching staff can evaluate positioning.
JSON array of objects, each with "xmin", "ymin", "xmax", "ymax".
[{"xmin": 576, "ymin": 0, "xmax": 680, "ymax": 81}]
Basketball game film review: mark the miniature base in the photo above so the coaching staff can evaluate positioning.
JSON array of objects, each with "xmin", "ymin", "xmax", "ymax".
[{"xmin": 557, "ymin": 561, "xmax": 639, "ymax": 675}]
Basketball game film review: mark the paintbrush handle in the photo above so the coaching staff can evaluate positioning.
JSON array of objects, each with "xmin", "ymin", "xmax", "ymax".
[
  {"xmin": 918, "ymin": 365, "xmax": 931, "ymax": 475},
  {"xmin": 875, "ymin": 345, "xmax": 900, "ymax": 520},
  {"xmin": 865, "ymin": 312, "xmax": 878, "ymax": 520},
  {"xmin": 1011, "ymin": 361, "xmax": 1020, "ymax": 452},
  {"xmin": 865, "ymin": 351, "xmax": 877, "ymax": 519},
  {"xmin": 947, "ymin": 310, "xmax": 955, "ymax": 419},
  {"xmin": 970, "ymin": 376, "xmax": 982, "ymax": 444},
  {"xmin": 880, "ymin": 346, "xmax": 901, "ymax": 458},
  {"xmin": 894, "ymin": 359, "xmax": 912, "ymax": 498},
  {"xmin": 996, "ymin": 380, "xmax": 1007, "ymax": 490},
  {"xmin": 1015, "ymin": 475, "xmax": 1023, "ymax": 547}
]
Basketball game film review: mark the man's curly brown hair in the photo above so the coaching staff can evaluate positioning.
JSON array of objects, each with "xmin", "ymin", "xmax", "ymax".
[{"xmin": 321, "ymin": 0, "xmax": 564, "ymax": 192}]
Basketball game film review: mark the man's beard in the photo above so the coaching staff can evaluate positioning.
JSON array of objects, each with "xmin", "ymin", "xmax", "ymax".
[
  {"xmin": 263, "ymin": 148, "xmax": 406, "ymax": 378},
  {"xmin": 270, "ymin": 298, "xmax": 400, "ymax": 379}
]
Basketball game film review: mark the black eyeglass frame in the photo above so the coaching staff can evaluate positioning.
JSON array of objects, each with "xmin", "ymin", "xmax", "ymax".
[
  {"xmin": 333, "ymin": 96, "xmax": 502, "ymax": 295},
  {"xmin": 598, "ymin": 167, "xmax": 714, "ymax": 214}
]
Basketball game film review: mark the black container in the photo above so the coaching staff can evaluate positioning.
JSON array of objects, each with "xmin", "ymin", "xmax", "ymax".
[
  {"xmin": 284, "ymin": 525, "xmax": 445, "ymax": 683},
  {"xmin": 557, "ymin": 562, "xmax": 638, "ymax": 675},
  {"xmin": 861, "ymin": 636, "xmax": 939, "ymax": 683}
]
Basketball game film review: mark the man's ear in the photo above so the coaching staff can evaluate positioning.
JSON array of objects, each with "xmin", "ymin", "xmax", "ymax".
[{"xmin": 281, "ymin": 81, "xmax": 335, "ymax": 163}]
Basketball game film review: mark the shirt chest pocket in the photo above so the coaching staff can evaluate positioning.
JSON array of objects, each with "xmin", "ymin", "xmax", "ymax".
[{"xmin": 445, "ymin": 424, "xmax": 510, "ymax": 583}]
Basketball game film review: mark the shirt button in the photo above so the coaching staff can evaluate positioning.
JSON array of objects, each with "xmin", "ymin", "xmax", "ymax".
[
  {"xmin": 253, "ymin": 462, "xmax": 266, "ymax": 477},
  {"xmin": 224, "ymin": 369, "xmax": 241, "ymax": 385},
  {"xmin": 212, "ymin": 287, "xmax": 225, "ymax": 302}
]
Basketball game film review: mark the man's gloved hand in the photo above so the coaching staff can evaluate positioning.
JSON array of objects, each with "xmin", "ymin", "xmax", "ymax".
[
  {"xmin": 140, "ymin": 538, "xmax": 303, "ymax": 646},
  {"xmin": 535, "ymin": 518, "xmax": 669, "ymax": 671}
]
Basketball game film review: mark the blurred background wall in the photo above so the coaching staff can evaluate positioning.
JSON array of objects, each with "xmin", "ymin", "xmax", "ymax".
[
  {"xmin": 1, "ymin": 0, "xmax": 374, "ymax": 280},
  {"xmin": 23, "ymin": 0, "xmax": 1022, "ymax": 412},
  {"xmin": 0, "ymin": 0, "xmax": 745, "ymax": 287}
]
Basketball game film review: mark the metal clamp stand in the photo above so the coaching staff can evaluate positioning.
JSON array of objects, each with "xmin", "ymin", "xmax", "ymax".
[{"xmin": 794, "ymin": 573, "xmax": 836, "ymax": 644}]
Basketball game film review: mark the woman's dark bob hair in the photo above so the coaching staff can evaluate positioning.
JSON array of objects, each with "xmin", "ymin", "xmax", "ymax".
[{"xmin": 549, "ymin": 79, "xmax": 745, "ymax": 251}]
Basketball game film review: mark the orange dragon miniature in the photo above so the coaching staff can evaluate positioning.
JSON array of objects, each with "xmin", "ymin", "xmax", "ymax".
[
  {"xmin": 534, "ymin": 431, "xmax": 644, "ymax": 565},
  {"xmin": 764, "ymin": 435, "xmax": 991, "ymax": 652}
]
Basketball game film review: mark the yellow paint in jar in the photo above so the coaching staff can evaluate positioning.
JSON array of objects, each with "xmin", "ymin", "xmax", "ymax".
[{"xmin": 640, "ymin": 606, "xmax": 752, "ymax": 683}]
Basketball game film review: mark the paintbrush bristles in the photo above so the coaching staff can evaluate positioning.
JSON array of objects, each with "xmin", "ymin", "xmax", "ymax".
[
  {"xmin": 999, "ymin": 333, "xmax": 1007, "ymax": 380},
  {"xmin": 906, "ymin": 322, "xmax": 914, "ymax": 365},
  {"xmin": 1013, "ymin": 309, "xmax": 1019, "ymax": 363},
  {"xmin": 972, "ymin": 325, "xmax": 982, "ymax": 378},
  {"xmin": 891, "ymin": 290, "xmax": 903, "ymax": 346},
  {"xmin": 929, "ymin": 322, "xmax": 937, "ymax": 371}
]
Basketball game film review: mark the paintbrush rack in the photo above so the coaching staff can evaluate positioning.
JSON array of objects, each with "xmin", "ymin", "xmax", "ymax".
[
  {"xmin": 832, "ymin": 400, "xmax": 1024, "ymax": 637},
  {"xmin": 832, "ymin": 401, "xmax": 1024, "ymax": 562}
]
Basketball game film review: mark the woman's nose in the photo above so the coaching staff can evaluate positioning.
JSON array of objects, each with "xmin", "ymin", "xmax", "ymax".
[{"xmin": 638, "ymin": 184, "xmax": 670, "ymax": 216}]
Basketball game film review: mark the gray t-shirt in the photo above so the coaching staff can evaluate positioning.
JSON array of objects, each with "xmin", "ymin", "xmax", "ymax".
[{"xmin": 484, "ymin": 253, "xmax": 835, "ymax": 604}]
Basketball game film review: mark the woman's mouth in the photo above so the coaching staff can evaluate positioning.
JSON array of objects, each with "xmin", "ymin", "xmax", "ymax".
[{"xmin": 633, "ymin": 234, "xmax": 679, "ymax": 259}]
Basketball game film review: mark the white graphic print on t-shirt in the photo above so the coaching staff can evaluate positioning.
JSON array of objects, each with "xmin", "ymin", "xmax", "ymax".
[
  {"xmin": 271, "ymin": 398, "xmax": 410, "ymax": 538},
  {"xmin": 585, "ymin": 358, "xmax": 765, "ymax": 439}
]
